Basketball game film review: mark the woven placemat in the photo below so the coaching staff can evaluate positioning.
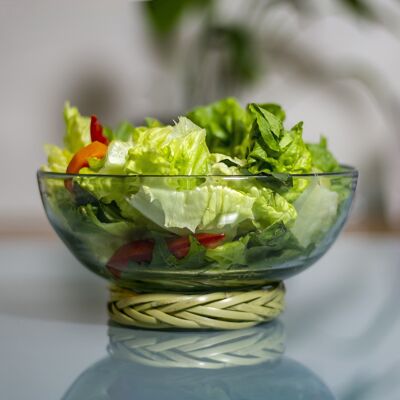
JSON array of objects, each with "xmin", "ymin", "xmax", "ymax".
[{"xmin": 108, "ymin": 282, "xmax": 285, "ymax": 330}]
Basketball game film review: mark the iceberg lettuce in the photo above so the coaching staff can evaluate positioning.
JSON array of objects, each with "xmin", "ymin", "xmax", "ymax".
[
  {"xmin": 124, "ymin": 117, "xmax": 210, "ymax": 175},
  {"xmin": 291, "ymin": 181, "xmax": 339, "ymax": 247},
  {"xmin": 128, "ymin": 184, "xmax": 256, "ymax": 234},
  {"xmin": 43, "ymin": 144, "xmax": 73, "ymax": 173},
  {"xmin": 97, "ymin": 140, "xmax": 132, "ymax": 174}
]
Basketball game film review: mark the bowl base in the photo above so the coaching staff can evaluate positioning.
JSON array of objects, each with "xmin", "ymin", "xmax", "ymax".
[{"xmin": 108, "ymin": 282, "xmax": 285, "ymax": 330}]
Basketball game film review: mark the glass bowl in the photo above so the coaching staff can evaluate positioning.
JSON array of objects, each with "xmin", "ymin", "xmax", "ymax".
[{"xmin": 37, "ymin": 167, "xmax": 357, "ymax": 293}]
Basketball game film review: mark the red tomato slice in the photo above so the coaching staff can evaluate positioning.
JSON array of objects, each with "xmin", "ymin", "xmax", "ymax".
[
  {"xmin": 107, "ymin": 233, "xmax": 225, "ymax": 278},
  {"xmin": 167, "ymin": 236, "xmax": 190, "ymax": 259},
  {"xmin": 195, "ymin": 233, "xmax": 225, "ymax": 249},
  {"xmin": 167, "ymin": 233, "xmax": 225, "ymax": 259}
]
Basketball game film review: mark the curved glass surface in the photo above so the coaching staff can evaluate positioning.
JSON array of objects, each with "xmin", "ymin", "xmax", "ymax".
[{"xmin": 37, "ymin": 168, "xmax": 357, "ymax": 292}]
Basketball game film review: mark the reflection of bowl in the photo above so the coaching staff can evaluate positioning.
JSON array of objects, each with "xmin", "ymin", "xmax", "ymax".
[
  {"xmin": 37, "ymin": 168, "xmax": 357, "ymax": 293},
  {"xmin": 108, "ymin": 320, "xmax": 285, "ymax": 369},
  {"xmin": 62, "ymin": 324, "xmax": 335, "ymax": 400}
]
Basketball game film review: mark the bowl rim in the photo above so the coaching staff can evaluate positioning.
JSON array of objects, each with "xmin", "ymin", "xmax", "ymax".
[{"xmin": 37, "ymin": 164, "xmax": 358, "ymax": 179}]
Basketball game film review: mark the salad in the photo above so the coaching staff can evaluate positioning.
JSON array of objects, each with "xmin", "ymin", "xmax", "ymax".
[{"xmin": 41, "ymin": 98, "xmax": 352, "ymax": 284}]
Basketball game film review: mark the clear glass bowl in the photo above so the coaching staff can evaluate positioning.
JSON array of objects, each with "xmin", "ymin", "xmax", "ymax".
[{"xmin": 37, "ymin": 167, "xmax": 357, "ymax": 293}]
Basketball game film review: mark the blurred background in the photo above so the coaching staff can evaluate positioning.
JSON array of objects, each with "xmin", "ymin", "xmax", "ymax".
[{"xmin": 1, "ymin": 0, "xmax": 400, "ymax": 236}]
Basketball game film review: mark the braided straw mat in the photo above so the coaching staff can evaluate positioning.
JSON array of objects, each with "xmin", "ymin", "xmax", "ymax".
[{"xmin": 108, "ymin": 282, "xmax": 285, "ymax": 330}]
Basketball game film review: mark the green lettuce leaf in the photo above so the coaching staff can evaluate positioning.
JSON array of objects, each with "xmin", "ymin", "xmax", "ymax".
[
  {"xmin": 307, "ymin": 136, "xmax": 339, "ymax": 172},
  {"xmin": 257, "ymin": 103, "xmax": 286, "ymax": 121},
  {"xmin": 97, "ymin": 140, "xmax": 132, "ymax": 174},
  {"xmin": 73, "ymin": 175, "xmax": 148, "ymax": 227},
  {"xmin": 75, "ymin": 175, "xmax": 136, "ymax": 203},
  {"xmin": 246, "ymin": 222, "xmax": 304, "ymax": 268},
  {"xmin": 43, "ymin": 186, "xmax": 130, "ymax": 264},
  {"xmin": 128, "ymin": 184, "xmax": 256, "ymax": 234},
  {"xmin": 208, "ymin": 153, "xmax": 245, "ymax": 175},
  {"xmin": 151, "ymin": 235, "xmax": 207, "ymax": 269},
  {"xmin": 187, "ymin": 97, "xmax": 252, "ymax": 158},
  {"xmin": 247, "ymin": 104, "xmax": 312, "ymax": 174},
  {"xmin": 212, "ymin": 176, "xmax": 297, "ymax": 230},
  {"xmin": 125, "ymin": 178, "xmax": 296, "ymax": 240},
  {"xmin": 252, "ymin": 186, "xmax": 297, "ymax": 228},
  {"xmin": 282, "ymin": 178, "xmax": 309, "ymax": 203},
  {"xmin": 291, "ymin": 181, "xmax": 339, "ymax": 247},
  {"xmin": 124, "ymin": 117, "xmax": 210, "ymax": 175},
  {"xmin": 145, "ymin": 117, "xmax": 164, "ymax": 128},
  {"xmin": 205, "ymin": 236, "xmax": 249, "ymax": 268},
  {"xmin": 63, "ymin": 102, "xmax": 91, "ymax": 153},
  {"xmin": 108, "ymin": 121, "xmax": 136, "ymax": 142},
  {"xmin": 249, "ymin": 104, "xmax": 282, "ymax": 153},
  {"xmin": 43, "ymin": 144, "xmax": 73, "ymax": 172},
  {"xmin": 80, "ymin": 203, "xmax": 134, "ymax": 238},
  {"xmin": 276, "ymin": 122, "xmax": 313, "ymax": 173}
]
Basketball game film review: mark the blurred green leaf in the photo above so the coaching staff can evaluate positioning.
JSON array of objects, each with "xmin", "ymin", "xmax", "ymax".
[
  {"xmin": 339, "ymin": 0, "xmax": 376, "ymax": 20},
  {"xmin": 206, "ymin": 25, "xmax": 259, "ymax": 82},
  {"xmin": 144, "ymin": 0, "xmax": 212, "ymax": 36}
]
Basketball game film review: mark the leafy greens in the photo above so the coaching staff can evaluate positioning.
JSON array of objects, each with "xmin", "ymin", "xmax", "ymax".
[{"xmin": 42, "ymin": 98, "xmax": 344, "ymax": 275}]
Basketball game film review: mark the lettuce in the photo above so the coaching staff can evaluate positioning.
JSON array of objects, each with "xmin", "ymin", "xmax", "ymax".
[
  {"xmin": 43, "ymin": 186, "xmax": 131, "ymax": 264},
  {"xmin": 246, "ymin": 222, "xmax": 304, "ymax": 268},
  {"xmin": 80, "ymin": 204, "xmax": 134, "ymax": 238},
  {"xmin": 75, "ymin": 175, "xmax": 139, "ymax": 203},
  {"xmin": 247, "ymin": 104, "xmax": 312, "ymax": 174},
  {"xmin": 208, "ymin": 153, "xmax": 246, "ymax": 175},
  {"xmin": 205, "ymin": 236, "xmax": 249, "ymax": 267},
  {"xmin": 128, "ymin": 184, "xmax": 256, "ymax": 234},
  {"xmin": 123, "ymin": 178, "xmax": 296, "ymax": 241},
  {"xmin": 187, "ymin": 99, "xmax": 337, "ymax": 177},
  {"xmin": 150, "ymin": 235, "xmax": 207, "ymax": 270},
  {"xmin": 291, "ymin": 181, "xmax": 339, "ymax": 247},
  {"xmin": 108, "ymin": 121, "xmax": 135, "ymax": 142},
  {"xmin": 307, "ymin": 136, "xmax": 339, "ymax": 172},
  {"xmin": 97, "ymin": 141, "xmax": 131, "ymax": 174},
  {"xmin": 187, "ymin": 97, "xmax": 251, "ymax": 158},
  {"xmin": 42, "ymin": 98, "xmax": 345, "ymax": 272},
  {"xmin": 63, "ymin": 102, "xmax": 91, "ymax": 153},
  {"xmin": 252, "ymin": 186, "xmax": 297, "ymax": 228},
  {"xmin": 43, "ymin": 144, "xmax": 73, "ymax": 173},
  {"xmin": 124, "ymin": 117, "xmax": 210, "ymax": 175},
  {"xmin": 145, "ymin": 117, "xmax": 164, "ymax": 128}
]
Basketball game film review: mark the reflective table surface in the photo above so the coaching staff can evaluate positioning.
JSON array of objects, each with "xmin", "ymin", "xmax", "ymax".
[{"xmin": 0, "ymin": 234, "xmax": 399, "ymax": 400}]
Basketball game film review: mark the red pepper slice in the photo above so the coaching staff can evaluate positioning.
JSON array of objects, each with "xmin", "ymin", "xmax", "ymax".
[
  {"xmin": 66, "ymin": 141, "xmax": 108, "ymax": 174},
  {"xmin": 64, "ymin": 141, "xmax": 108, "ymax": 191},
  {"xmin": 107, "ymin": 240, "xmax": 155, "ymax": 279},
  {"xmin": 107, "ymin": 233, "xmax": 225, "ymax": 278},
  {"xmin": 167, "ymin": 233, "xmax": 225, "ymax": 259},
  {"xmin": 195, "ymin": 233, "xmax": 226, "ymax": 249},
  {"xmin": 108, "ymin": 240, "xmax": 155, "ymax": 266},
  {"xmin": 167, "ymin": 236, "xmax": 190, "ymax": 259},
  {"xmin": 90, "ymin": 115, "xmax": 109, "ymax": 145}
]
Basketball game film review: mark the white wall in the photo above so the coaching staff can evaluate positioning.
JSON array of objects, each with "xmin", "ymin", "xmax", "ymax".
[{"xmin": 1, "ymin": 0, "xmax": 400, "ymax": 229}]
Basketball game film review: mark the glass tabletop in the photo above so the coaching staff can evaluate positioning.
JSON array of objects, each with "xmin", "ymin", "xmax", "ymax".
[{"xmin": 0, "ymin": 234, "xmax": 399, "ymax": 400}]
